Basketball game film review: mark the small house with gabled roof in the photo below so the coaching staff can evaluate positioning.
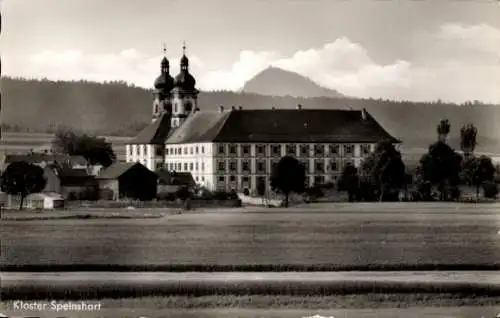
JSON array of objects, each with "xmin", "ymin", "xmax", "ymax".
[{"xmin": 96, "ymin": 162, "xmax": 158, "ymax": 201}]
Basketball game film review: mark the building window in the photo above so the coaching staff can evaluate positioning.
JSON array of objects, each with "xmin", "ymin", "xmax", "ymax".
[
  {"xmin": 178, "ymin": 147, "xmax": 182, "ymax": 154},
  {"xmin": 300, "ymin": 145, "xmax": 309, "ymax": 157},
  {"xmin": 330, "ymin": 160, "xmax": 339, "ymax": 172},
  {"xmin": 196, "ymin": 146, "xmax": 199, "ymax": 154},
  {"xmin": 361, "ymin": 144, "xmax": 371, "ymax": 156},
  {"xmin": 184, "ymin": 147, "xmax": 188, "ymax": 155},
  {"xmin": 195, "ymin": 162, "xmax": 199, "ymax": 171},
  {"xmin": 201, "ymin": 146, "xmax": 205, "ymax": 154},
  {"xmin": 243, "ymin": 176, "xmax": 249, "ymax": 183},
  {"xmin": 271, "ymin": 145, "xmax": 281, "ymax": 157},
  {"xmin": 218, "ymin": 176, "xmax": 225, "ymax": 182},
  {"xmin": 195, "ymin": 176, "xmax": 199, "ymax": 181},
  {"xmin": 218, "ymin": 144, "xmax": 225, "ymax": 155},
  {"xmin": 242, "ymin": 145, "xmax": 251, "ymax": 156},
  {"xmin": 301, "ymin": 160, "xmax": 309, "ymax": 174},
  {"xmin": 242, "ymin": 160, "xmax": 250, "ymax": 172},
  {"xmin": 217, "ymin": 160, "xmax": 225, "ymax": 172},
  {"xmin": 155, "ymin": 146, "xmax": 163, "ymax": 156},
  {"xmin": 201, "ymin": 176, "xmax": 205, "ymax": 181},
  {"xmin": 286, "ymin": 144, "xmax": 296, "ymax": 156},
  {"xmin": 201, "ymin": 162, "xmax": 205, "ymax": 171},
  {"xmin": 189, "ymin": 162, "xmax": 194, "ymax": 170},
  {"xmin": 271, "ymin": 160, "xmax": 279, "ymax": 172},
  {"xmin": 257, "ymin": 161, "xmax": 266, "ymax": 173},
  {"xmin": 177, "ymin": 163, "xmax": 181, "ymax": 170},
  {"xmin": 256, "ymin": 144, "xmax": 266, "ymax": 156},
  {"xmin": 314, "ymin": 160, "xmax": 325, "ymax": 173},
  {"xmin": 314, "ymin": 144, "xmax": 324, "ymax": 156},
  {"xmin": 344, "ymin": 144, "xmax": 354, "ymax": 156},
  {"xmin": 136, "ymin": 145, "xmax": 140, "ymax": 156},
  {"xmin": 129, "ymin": 146, "xmax": 133, "ymax": 156},
  {"xmin": 343, "ymin": 159, "xmax": 354, "ymax": 168},
  {"xmin": 190, "ymin": 147, "xmax": 193, "ymax": 155},
  {"xmin": 229, "ymin": 160, "xmax": 237, "ymax": 172},
  {"xmin": 329, "ymin": 144, "xmax": 340, "ymax": 156},
  {"xmin": 229, "ymin": 144, "xmax": 237, "ymax": 155},
  {"xmin": 230, "ymin": 175, "xmax": 236, "ymax": 182},
  {"xmin": 169, "ymin": 163, "xmax": 174, "ymax": 170},
  {"xmin": 314, "ymin": 176, "xmax": 324, "ymax": 186},
  {"xmin": 184, "ymin": 163, "xmax": 188, "ymax": 171}
]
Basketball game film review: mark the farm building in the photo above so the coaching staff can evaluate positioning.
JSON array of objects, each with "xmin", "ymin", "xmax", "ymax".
[
  {"xmin": 96, "ymin": 162, "xmax": 158, "ymax": 201},
  {"xmin": 43, "ymin": 164, "xmax": 98, "ymax": 199},
  {"xmin": 26, "ymin": 192, "xmax": 65, "ymax": 210}
]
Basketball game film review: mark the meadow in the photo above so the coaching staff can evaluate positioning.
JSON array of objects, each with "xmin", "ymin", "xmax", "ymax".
[{"xmin": 3, "ymin": 203, "xmax": 500, "ymax": 268}]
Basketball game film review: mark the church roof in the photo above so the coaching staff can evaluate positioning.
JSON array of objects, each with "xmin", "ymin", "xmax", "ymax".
[
  {"xmin": 129, "ymin": 114, "xmax": 172, "ymax": 145},
  {"xmin": 165, "ymin": 108, "xmax": 400, "ymax": 144}
]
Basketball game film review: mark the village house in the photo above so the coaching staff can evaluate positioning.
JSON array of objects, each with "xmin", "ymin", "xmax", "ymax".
[{"xmin": 96, "ymin": 162, "xmax": 158, "ymax": 201}]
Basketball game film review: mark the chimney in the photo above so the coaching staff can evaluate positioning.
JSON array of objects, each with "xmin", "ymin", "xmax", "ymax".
[
  {"xmin": 231, "ymin": 105, "xmax": 236, "ymax": 111},
  {"xmin": 238, "ymin": 106, "xmax": 243, "ymax": 110},
  {"xmin": 361, "ymin": 108, "xmax": 367, "ymax": 120},
  {"xmin": 296, "ymin": 104, "xmax": 302, "ymax": 110},
  {"xmin": 219, "ymin": 105, "xmax": 224, "ymax": 112}
]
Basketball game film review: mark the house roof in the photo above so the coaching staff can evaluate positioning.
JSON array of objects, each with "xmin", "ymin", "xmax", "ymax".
[
  {"xmin": 96, "ymin": 162, "xmax": 157, "ymax": 180},
  {"xmin": 164, "ymin": 109, "xmax": 400, "ymax": 144},
  {"xmin": 129, "ymin": 113, "xmax": 172, "ymax": 145},
  {"xmin": 3, "ymin": 153, "xmax": 88, "ymax": 166},
  {"xmin": 156, "ymin": 170, "xmax": 195, "ymax": 185}
]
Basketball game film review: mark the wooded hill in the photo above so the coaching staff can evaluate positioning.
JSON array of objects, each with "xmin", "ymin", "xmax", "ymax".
[{"xmin": 2, "ymin": 77, "xmax": 500, "ymax": 152}]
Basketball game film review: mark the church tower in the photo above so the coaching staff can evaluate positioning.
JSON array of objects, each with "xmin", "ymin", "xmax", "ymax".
[
  {"xmin": 170, "ymin": 42, "xmax": 200, "ymax": 128},
  {"xmin": 152, "ymin": 45, "xmax": 175, "ymax": 123}
]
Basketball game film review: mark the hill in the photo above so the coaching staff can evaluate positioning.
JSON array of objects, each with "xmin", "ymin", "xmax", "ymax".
[
  {"xmin": 242, "ymin": 66, "xmax": 344, "ymax": 98},
  {"xmin": 1, "ymin": 77, "xmax": 500, "ymax": 152}
]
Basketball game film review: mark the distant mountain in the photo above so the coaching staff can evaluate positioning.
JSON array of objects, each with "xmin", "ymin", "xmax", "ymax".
[
  {"xmin": 1, "ymin": 77, "xmax": 500, "ymax": 153},
  {"xmin": 242, "ymin": 66, "xmax": 344, "ymax": 98}
]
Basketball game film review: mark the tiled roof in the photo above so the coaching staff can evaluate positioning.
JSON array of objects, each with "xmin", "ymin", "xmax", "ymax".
[
  {"xmin": 165, "ymin": 109, "xmax": 400, "ymax": 144},
  {"xmin": 129, "ymin": 113, "xmax": 172, "ymax": 145},
  {"xmin": 96, "ymin": 162, "xmax": 138, "ymax": 179}
]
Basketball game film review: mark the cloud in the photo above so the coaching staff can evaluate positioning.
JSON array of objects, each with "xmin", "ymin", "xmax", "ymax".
[{"xmin": 3, "ymin": 23, "xmax": 500, "ymax": 103}]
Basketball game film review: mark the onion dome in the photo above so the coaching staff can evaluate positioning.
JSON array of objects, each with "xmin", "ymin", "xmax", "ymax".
[{"xmin": 153, "ymin": 54, "xmax": 174, "ymax": 91}]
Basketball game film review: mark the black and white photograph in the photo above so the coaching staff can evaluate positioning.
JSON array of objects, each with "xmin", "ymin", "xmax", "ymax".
[{"xmin": 1, "ymin": 0, "xmax": 500, "ymax": 317}]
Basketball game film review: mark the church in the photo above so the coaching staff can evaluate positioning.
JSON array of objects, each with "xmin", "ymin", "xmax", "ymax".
[{"xmin": 125, "ymin": 45, "xmax": 400, "ymax": 193}]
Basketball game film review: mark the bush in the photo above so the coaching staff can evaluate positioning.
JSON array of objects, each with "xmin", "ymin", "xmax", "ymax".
[
  {"xmin": 483, "ymin": 181, "xmax": 499, "ymax": 199},
  {"xmin": 175, "ymin": 186, "xmax": 191, "ymax": 201},
  {"xmin": 157, "ymin": 191, "xmax": 176, "ymax": 201},
  {"xmin": 305, "ymin": 186, "xmax": 324, "ymax": 199}
]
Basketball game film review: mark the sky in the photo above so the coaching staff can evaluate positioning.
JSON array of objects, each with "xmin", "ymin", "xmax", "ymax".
[{"xmin": 1, "ymin": 0, "xmax": 500, "ymax": 103}]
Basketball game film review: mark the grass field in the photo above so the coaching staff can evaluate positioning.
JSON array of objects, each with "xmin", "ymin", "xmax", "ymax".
[{"xmin": 3, "ymin": 203, "xmax": 500, "ymax": 267}]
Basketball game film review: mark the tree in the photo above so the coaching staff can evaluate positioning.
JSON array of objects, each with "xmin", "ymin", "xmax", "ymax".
[
  {"xmin": 419, "ymin": 141, "xmax": 462, "ymax": 201},
  {"xmin": 270, "ymin": 156, "xmax": 306, "ymax": 207},
  {"xmin": 52, "ymin": 128, "xmax": 116, "ymax": 167},
  {"xmin": 460, "ymin": 124, "xmax": 477, "ymax": 160},
  {"xmin": 338, "ymin": 162, "xmax": 359, "ymax": 202},
  {"xmin": 0, "ymin": 161, "xmax": 47, "ymax": 210},
  {"xmin": 256, "ymin": 177, "xmax": 266, "ymax": 205},
  {"xmin": 437, "ymin": 119, "xmax": 451, "ymax": 142},
  {"xmin": 461, "ymin": 155, "xmax": 496, "ymax": 201},
  {"xmin": 361, "ymin": 140, "xmax": 406, "ymax": 201}
]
